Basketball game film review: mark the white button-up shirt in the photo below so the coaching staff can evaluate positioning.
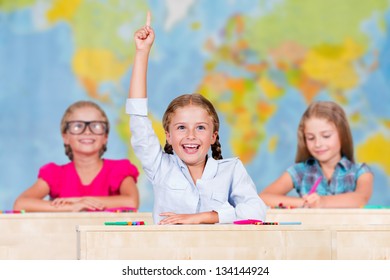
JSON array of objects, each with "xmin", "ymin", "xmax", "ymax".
[{"xmin": 126, "ymin": 98, "xmax": 266, "ymax": 224}]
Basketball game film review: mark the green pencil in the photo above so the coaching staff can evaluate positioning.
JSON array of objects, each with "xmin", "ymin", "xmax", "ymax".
[{"xmin": 104, "ymin": 221, "xmax": 129, "ymax": 225}]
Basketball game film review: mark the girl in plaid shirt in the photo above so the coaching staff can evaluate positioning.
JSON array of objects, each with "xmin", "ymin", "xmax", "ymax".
[{"xmin": 260, "ymin": 101, "xmax": 373, "ymax": 208}]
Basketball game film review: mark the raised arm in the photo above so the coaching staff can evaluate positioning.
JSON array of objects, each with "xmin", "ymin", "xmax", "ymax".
[{"xmin": 128, "ymin": 11, "xmax": 154, "ymax": 99}]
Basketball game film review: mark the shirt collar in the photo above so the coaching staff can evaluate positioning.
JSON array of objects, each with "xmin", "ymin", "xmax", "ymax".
[
  {"xmin": 306, "ymin": 156, "xmax": 352, "ymax": 170},
  {"xmin": 202, "ymin": 156, "xmax": 218, "ymax": 179},
  {"xmin": 338, "ymin": 156, "xmax": 352, "ymax": 170},
  {"xmin": 172, "ymin": 152, "xmax": 186, "ymax": 170},
  {"xmin": 172, "ymin": 153, "xmax": 218, "ymax": 180}
]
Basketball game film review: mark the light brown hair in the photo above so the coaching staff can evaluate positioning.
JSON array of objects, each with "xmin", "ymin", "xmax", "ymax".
[
  {"xmin": 162, "ymin": 93, "xmax": 223, "ymax": 160},
  {"xmin": 61, "ymin": 100, "xmax": 110, "ymax": 160},
  {"xmin": 296, "ymin": 100, "xmax": 354, "ymax": 163}
]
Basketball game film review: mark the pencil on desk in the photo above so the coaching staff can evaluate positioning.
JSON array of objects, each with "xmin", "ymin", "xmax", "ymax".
[
  {"xmin": 254, "ymin": 221, "xmax": 301, "ymax": 225},
  {"xmin": 104, "ymin": 221, "xmax": 129, "ymax": 225},
  {"xmin": 104, "ymin": 221, "xmax": 145, "ymax": 226}
]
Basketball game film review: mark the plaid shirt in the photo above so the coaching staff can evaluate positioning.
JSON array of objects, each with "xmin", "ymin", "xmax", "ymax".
[{"xmin": 287, "ymin": 156, "xmax": 372, "ymax": 197}]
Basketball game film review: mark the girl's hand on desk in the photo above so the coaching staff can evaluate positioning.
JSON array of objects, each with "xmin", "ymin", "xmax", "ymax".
[
  {"xmin": 159, "ymin": 212, "xmax": 197, "ymax": 224},
  {"xmin": 51, "ymin": 197, "xmax": 105, "ymax": 212},
  {"xmin": 159, "ymin": 212, "xmax": 218, "ymax": 225},
  {"xmin": 302, "ymin": 193, "xmax": 323, "ymax": 208},
  {"xmin": 159, "ymin": 211, "xmax": 219, "ymax": 224}
]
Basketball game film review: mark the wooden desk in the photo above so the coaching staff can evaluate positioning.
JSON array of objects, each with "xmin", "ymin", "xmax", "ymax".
[
  {"xmin": 3, "ymin": 209, "xmax": 390, "ymax": 260},
  {"xmin": 76, "ymin": 224, "xmax": 390, "ymax": 260},
  {"xmin": 0, "ymin": 212, "xmax": 153, "ymax": 260},
  {"xmin": 333, "ymin": 225, "xmax": 390, "ymax": 260},
  {"xmin": 265, "ymin": 208, "xmax": 390, "ymax": 225},
  {"xmin": 77, "ymin": 224, "xmax": 332, "ymax": 260}
]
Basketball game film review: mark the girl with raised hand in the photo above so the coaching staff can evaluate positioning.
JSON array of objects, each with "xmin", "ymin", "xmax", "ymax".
[{"xmin": 126, "ymin": 12, "xmax": 266, "ymax": 224}]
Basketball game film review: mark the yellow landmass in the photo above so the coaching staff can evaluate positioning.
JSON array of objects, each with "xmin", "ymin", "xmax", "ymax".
[
  {"xmin": 356, "ymin": 133, "xmax": 390, "ymax": 175},
  {"xmin": 383, "ymin": 120, "xmax": 390, "ymax": 129},
  {"xmin": 117, "ymin": 109, "xmax": 166, "ymax": 169},
  {"xmin": 78, "ymin": 76, "xmax": 110, "ymax": 103},
  {"xmin": 230, "ymin": 110, "xmax": 264, "ymax": 163},
  {"xmin": 72, "ymin": 48, "xmax": 130, "ymax": 82},
  {"xmin": 46, "ymin": 0, "xmax": 82, "ymax": 22},
  {"xmin": 257, "ymin": 101, "xmax": 277, "ymax": 123},
  {"xmin": 297, "ymin": 74, "xmax": 324, "ymax": 104},
  {"xmin": 268, "ymin": 136, "xmax": 278, "ymax": 153},
  {"xmin": 258, "ymin": 76, "xmax": 283, "ymax": 99},
  {"xmin": 191, "ymin": 22, "xmax": 201, "ymax": 31},
  {"xmin": 266, "ymin": 40, "xmax": 324, "ymax": 104},
  {"xmin": 199, "ymin": 74, "xmax": 275, "ymax": 163},
  {"xmin": 350, "ymin": 112, "xmax": 362, "ymax": 124},
  {"xmin": 301, "ymin": 38, "xmax": 364, "ymax": 90},
  {"xmin": 226, "ymin": 78, "xmax": 246, "ymax": 97}
]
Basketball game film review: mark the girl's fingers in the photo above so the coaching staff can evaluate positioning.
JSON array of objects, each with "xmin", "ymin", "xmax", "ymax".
[
  {"xmin": 159, "ymin": 212, "xmax": 175, "ymax": 216},
  {"xmin": 136, "ymin": 27, "xmax": 153, "ymax": 41},
  {"xmin": 146, "ymin": 11, "xmax": 151, "ymax": 27},
  {"xmin": 136, "ymin": 30, "xmax": 146, "ymax": 39}
]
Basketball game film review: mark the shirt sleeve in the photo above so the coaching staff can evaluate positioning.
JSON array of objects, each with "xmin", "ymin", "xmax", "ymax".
[
  {"xmin": 108, "ymin": 159, "xmax": 140, "ymax": 194},
  {"xmin": 38, "ymin": 163, "xmax": 61, "ymax": 197},
  {"xmin": 216, "ymin": 159, "xmax": 267, "ymax": 223},
  {"xmin": 287, "ymin": 163, "xmax": 302, "ymax": 194},
  {"xmin": 356, "ymin": 163, "xmax": 373, "ymax": 178},
  {"xmin": 126, "ymin": 98, "xmax": 148, "ymax": 116},
  {"xmin": 126, "ymin": 98, "xmax": 166, "ymax": 183}
]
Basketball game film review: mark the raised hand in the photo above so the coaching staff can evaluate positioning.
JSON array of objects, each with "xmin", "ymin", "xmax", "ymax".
[{"xmin": 134, "ymin": 11, "xmax": 155, "ymax": 51}]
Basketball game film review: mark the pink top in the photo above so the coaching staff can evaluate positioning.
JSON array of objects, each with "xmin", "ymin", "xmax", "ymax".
[{"xmin": 38, "ymin": 159, "xmax": 139, "ymax": 199}]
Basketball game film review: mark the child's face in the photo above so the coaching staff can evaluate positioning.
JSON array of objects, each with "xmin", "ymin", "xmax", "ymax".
[
  {"xmin": 165, "ymin": 105, "xmax": 218, "ymax": 168},
  {"xmin": 62, "ymin": 106, "xmax": 108, "ymax": 159},
  {"xmin": 304, "ymin": 117, "xmax": 341, "ymax": 165}
]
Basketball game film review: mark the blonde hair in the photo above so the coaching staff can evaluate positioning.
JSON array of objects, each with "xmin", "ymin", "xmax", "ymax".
[
  {"xmin": 162, "ymin": 93, "xmax": 223, "ymax": 160},
  {"xmin": 295, "ymin": 101, "xmax": 354, "ymax": 163},
  {"xmin": 61, "ymin": 101, "xmax": 110, "ymax": 161}
]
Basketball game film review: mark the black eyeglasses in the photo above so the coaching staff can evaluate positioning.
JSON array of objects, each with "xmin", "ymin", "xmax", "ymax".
[{"xmin": 66, "ymin": 121, "xmax": 108, "ymax": 135}]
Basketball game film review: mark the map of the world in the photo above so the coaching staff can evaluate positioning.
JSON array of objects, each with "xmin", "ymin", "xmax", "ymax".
[{"xmin": 1, "ymin": 0, "xmax": 390, "ymax": 211}]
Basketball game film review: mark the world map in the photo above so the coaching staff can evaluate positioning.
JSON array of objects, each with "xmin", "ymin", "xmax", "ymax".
[{"xmin": 1, "ymin": 0, "xmax": 390, "ymax": 211}]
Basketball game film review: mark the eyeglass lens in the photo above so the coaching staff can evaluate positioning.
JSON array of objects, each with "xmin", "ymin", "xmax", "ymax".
[{"xmin": 67, "ymin": 121, "xmax": 107, "ymax": 135}]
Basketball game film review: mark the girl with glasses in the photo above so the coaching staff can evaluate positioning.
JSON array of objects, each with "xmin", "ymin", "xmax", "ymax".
[{"xmin": 13, "ymin": 101, "xmax": 140, "ymax": 212}]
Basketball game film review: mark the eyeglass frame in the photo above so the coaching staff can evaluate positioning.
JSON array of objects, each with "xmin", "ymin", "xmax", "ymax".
[{"xmin": 65, "ymin": 120, "xmax": 109, "ymax": 135}]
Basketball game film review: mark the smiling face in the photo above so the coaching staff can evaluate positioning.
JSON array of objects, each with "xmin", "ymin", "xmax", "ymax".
[
  {"xmin": 304, "ymin": 117, "xmax": 341, "ymax": 166},
  {"xmin": 165, "ymin": 105, "xmax": 218, "ymax": 168},
  {"xmin": 62, "ymin": 106, "xmax": 108, "ymax": 160}
]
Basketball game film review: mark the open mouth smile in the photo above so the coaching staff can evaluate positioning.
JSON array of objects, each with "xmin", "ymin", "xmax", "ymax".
[{"xmin": 182, "ymin": 144, "xmax": 200, "ymax": 153}]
